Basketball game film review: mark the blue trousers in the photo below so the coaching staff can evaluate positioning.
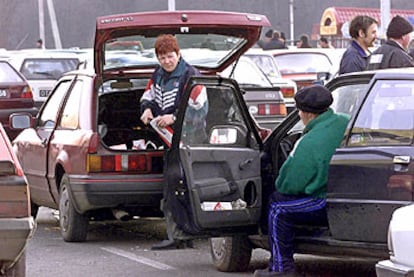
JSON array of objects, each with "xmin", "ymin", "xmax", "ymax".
[{"xmin": 268, "ymin": 191, "xmax": 327, "ymax": 272}]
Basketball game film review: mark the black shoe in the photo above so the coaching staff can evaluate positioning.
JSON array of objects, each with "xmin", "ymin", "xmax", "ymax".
[
  {"xmin": 253, "ymin": 268, "xmax": 299, "ymax": 277},
  {"xmin": 151, "ymin": 239, "xmax": 194, "ymax": 250},
  {"xmin": 151, "ymin": 239, "xmax": 178, "ymax": 250}
]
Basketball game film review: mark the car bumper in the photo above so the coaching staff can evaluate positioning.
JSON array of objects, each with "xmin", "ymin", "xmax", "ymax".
[
  {"xmin": 255, "ymin": 115, "xmax": 286, "ymax": 130},
  {"xmin": 376, "ymin": 260, "xmax": 414, "ymax": 277},
  {"xmin": 67, "ymin": 174, "xmax": 164, "ymax": 213},
  {"xmin": 0, "ymin": 217, "xmax": 35, "ymax": 262}
]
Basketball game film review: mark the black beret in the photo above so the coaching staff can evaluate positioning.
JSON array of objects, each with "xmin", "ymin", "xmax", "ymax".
[
  {"xmin": 386, "ymin": 15, "xmax": 413, "ymax": 39},
  {"xmin": 294, "ymin": 85, "xmax": 333, "ymax": 114}
]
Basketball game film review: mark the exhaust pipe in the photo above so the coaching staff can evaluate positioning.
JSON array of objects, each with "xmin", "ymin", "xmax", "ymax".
[{"xmin": 112, "ymin": 209, "xmax": 132, "ymax": 221}]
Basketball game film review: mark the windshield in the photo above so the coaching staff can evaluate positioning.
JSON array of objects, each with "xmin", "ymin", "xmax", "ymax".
[
  {"xmin": 221, "ymin": 57, "xmax": 272, "ymax": 87},
  {"xmin": 273, "ymin": 53, "xmax": 332, "ymax": 74},
  {"xmin": 104, "ymin": 34, "xmax": 246, "ymax": 71}
]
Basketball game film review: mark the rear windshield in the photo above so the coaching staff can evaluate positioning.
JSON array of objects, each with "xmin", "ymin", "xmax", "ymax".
[
  {"xmin": 0, "ymin": 61, "xmax": 24, "ymax": 82},
  {"xmin": 20, "ymin": 58, "xmax": 79, "ymax": 80},
  {"xmin": 274, "ymin": 53, "xmax": 332, "ymax": 74},
  {"xmin": 104, "ymin": 33, "xmax": 246, "ymax": 71}
]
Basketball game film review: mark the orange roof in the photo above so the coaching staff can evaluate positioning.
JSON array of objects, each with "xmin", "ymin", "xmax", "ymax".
[{"xmin": 320, "ymin": 6, "xmax": 414, "ymax": 36}]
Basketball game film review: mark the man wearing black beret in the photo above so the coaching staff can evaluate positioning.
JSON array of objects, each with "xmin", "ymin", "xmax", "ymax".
[
  {"xmin": 254, "ymin": 85, "xmax": 349, "ymax": 277},
  {"xmin": 366, "ymin": 15, "xmax": 414, "ymax": 70}
]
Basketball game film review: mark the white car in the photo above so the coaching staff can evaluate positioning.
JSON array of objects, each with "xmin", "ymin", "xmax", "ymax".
[
  {"xmin": 7, "ymin": 49, "xmax": 80, "ymax": 108},
  {"xmin": 376, "ymin": 204, "xmax": 414, "ymax": 277},
  {"xmin": 244, "ymin": 48, "xmax": 297, "ymax": 112}
]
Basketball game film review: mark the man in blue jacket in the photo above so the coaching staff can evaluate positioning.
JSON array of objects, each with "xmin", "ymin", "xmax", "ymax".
[
  {"xmin": 339, "ymin": 15, "xmax": 378, "ymax": 74},
  {"xmin": 254, "ymin": 85, "xmax": 349, "ymax": 277}
]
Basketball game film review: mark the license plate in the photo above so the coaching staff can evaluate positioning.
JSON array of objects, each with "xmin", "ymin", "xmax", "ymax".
[
  {"xmin": 39, "ymin": 89, "xmax": 51, "ymax": 97},
  {"xmin": 0, "ymin": 89, "xmax": 7, "ymax": 97}
]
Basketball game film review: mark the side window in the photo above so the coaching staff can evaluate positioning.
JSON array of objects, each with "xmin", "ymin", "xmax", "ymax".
[
  {"xmin": 38, "ymin": 80, "xmax": 72, "ymax": 128},
  {"xmin": 348, "ymin": 80, "xmax": 414, "ymax": 146},
  {"xmin": 59, "ymin": 80, "xmax": 83, "ymax": 129},
  {"xmin": 181, "ymin": 84, "xmax": 256, "ymax": 148},
  {"xmin": 331, "ymin": 83, "xmax": 368, "ymax": 116}
]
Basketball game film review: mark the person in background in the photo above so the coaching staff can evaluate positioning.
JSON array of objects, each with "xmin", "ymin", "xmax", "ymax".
[
  {"xmin": 257, "ymin": 29, "xmax": 274, "ymax": 49},
  {"xmin": 253, "ymin": 85, "xmax": 349, "ymax": 277},
  {"xmin": 338, "ymin": 15, "xmax": 378, "ymax": 74},
  {"xmin": 140, "ymin": 34, "xmax": 207, "ymax": 250},
  {"xmin": 263, "ymin": 30, "xmax": 287, "ymax": 50},
  {"xmin": 280, "ymin": 31, "xmax": 287, "ymax": 48},
  {"xmin": 296, "ymin": 34, "xmax": 312, "ymax": 48},
  {"xmin": 36, "ymin": 39, "xmax": 44, "ymax": 49},
  {"xmin": 366, "ymin": 15, "xmax": 414, "ymax": 70},
  {"xmin": 319, "ymin": 37, "xmax": 333, "ymax": 48}
]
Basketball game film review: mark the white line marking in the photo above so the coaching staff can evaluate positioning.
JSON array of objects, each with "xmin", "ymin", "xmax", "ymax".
[{"xmin": 101, "ymin": 247, "xmax": 175, "ymax": 270}]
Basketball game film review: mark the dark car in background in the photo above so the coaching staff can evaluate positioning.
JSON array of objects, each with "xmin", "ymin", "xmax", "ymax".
[
  {"xmin": 158, "ymin": 67, "xmax": 414, "ymax": 272},
  {"xmin": 0, "ymin": 60, "xmax": 37, "ymax": 140},
  {"xmin": 10, "ymin": 10, "xmax": 271, "ymax": 242}
]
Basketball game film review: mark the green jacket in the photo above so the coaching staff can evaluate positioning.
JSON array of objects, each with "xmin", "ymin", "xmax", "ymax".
[{"xmin": 275, "ymin": 109, "xmax": 350, "ymax": 198}]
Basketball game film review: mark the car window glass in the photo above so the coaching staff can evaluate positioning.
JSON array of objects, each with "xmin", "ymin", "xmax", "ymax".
[
  {"xmin": 59, "ymin": 80, "xmax": 83, "ymax": 129},
  {"xmin": 349, "ymin": 80, "xmax": 414, "ymax": 146},
  {"xmin": 274, "ymin": 53, "xmax": 332, "ymax": 74},
  {"xmin": 331, "ymin": 83, "xmax": 368, "ymax": 116},
  {"xmin": 38, "ymin": 80, "xmax": 72, "ymax": 128},
  {"xmin": 246, "ymin": 54, "xmax": 282, "ymax": 78},
  {"xmin": 221, "ymin": 58, "xmax": 271, "ymax": 87},
  {"xmin": 20, "ymin": 58, "xmax": 79, "ymax": 80},
  {"xmin": 0, "ymin": 62, "xmax": 24, "ymax": 82},
  {"xmin": 181, "ymin": 84, "xmax": 256, "ymax": 148}
]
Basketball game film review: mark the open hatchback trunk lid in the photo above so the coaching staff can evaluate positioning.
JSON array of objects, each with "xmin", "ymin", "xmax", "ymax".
[{"xmin": 94, "ymin": 10, "xmax": 271, "ymax": 76}]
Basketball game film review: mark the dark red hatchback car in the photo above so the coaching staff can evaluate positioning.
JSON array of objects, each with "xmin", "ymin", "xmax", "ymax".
[
  {"xmin": 0, "ymin": 60, "xmax": 37, "ymax": 140},
  {"xmin": 10, "ymin": 10, "xmax": 271, "ymax": 242}
]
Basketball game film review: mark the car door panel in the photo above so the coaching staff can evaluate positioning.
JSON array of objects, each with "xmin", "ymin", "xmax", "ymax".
[
  {"xmin": 327, "ymin": 79, "xmax": 414, "ymax": 243},
  {"xmin": 166, "ymin": 77, "xmax": 262, "ymax": 237}
]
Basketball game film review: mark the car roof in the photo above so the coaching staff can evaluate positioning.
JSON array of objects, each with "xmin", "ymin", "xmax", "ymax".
[{"xmin": 94, "ymin": 10, "xmax": 270, "ymax": 75}]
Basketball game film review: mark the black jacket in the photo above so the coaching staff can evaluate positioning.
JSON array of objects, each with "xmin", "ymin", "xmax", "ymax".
[{"xmin": 366, "ymin": 40, "xmax": 414, "ymax": 70}]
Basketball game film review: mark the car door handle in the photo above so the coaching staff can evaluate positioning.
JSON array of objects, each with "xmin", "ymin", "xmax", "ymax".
[
  {"xmin": 393, "ymin": 156, "xmax": 411, "ymax": 164},
  {"xmin": 239, "ymin": 158, "xmax": 253, "ymax": 170}
]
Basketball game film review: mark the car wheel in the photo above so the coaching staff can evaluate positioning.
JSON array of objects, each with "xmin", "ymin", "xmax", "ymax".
[
  {"xmin": 59, "ymin": 174, "xmax": 88, "ymax": 242},
  {"xmin": 3, "ymin": 251, "xmax": 26, "ymax": 277},
  {"xmin": 210, "ymin": 236, "xmax": 252, "ymax": 272}
]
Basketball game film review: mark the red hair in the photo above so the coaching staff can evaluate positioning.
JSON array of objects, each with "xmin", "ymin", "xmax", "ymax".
[{"xmin": 154, "ymin": 34, "xmax": 180, "ymax": 56}]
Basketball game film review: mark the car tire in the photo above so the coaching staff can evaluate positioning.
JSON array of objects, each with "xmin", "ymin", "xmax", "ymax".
[
  {"xmin": 3, "ymin": 251, "xmax": 26, "ymax": 277},
  {"xmin": 210, "ymin": 236, "xmax": 252, "ymax": 272},
  {"xmin": 59, "ymin": 174, "xmax": 89, "ymax": 242}
]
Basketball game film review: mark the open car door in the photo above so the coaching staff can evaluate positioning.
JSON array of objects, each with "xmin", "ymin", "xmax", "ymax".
[{"xmin": 165, "ymin": 76, "xmax": 263, "ymax": 238}]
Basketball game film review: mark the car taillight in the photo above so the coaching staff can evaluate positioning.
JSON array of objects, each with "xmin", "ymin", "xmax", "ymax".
[
  {"xmin": 21, "ymin": 86, "xmax": 33, "ymax": 99},
  {"xmin": 280, "ymin": 87, "xmax": 295, "ymax": 98},
  {"xmin": 87, "ymin": 154, "xmax": 148, "ymax": 173},
  {"xmin": 258, "ymin": 103, "xmax": 287, "ymax": 116}
]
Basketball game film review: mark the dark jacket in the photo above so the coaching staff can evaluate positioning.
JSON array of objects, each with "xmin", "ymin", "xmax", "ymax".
[
  {"xmin": 140, "ymin": 58, "xmax": 199, "ymax": 116},
  {"xmin": 263, "ymin": 38, "xmax": 287, "ymax": 50},
  {"xmin": 366, "ymin": 40, "xmax": 414, "ymax": 70},
  {"xmin": 339, "ymin": 40, "xmax": 369, "ymax": 74}
]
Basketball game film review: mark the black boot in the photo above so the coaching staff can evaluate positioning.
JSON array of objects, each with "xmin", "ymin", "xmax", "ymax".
[{"xmin": 151, "ymin": 239, "xmax": 178, "ymax": 250}]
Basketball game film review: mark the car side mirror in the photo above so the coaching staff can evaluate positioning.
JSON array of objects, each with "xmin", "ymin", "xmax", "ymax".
[{"xmin": 9, "ymin": 113, "xmax": 33, "ymax": 129}]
